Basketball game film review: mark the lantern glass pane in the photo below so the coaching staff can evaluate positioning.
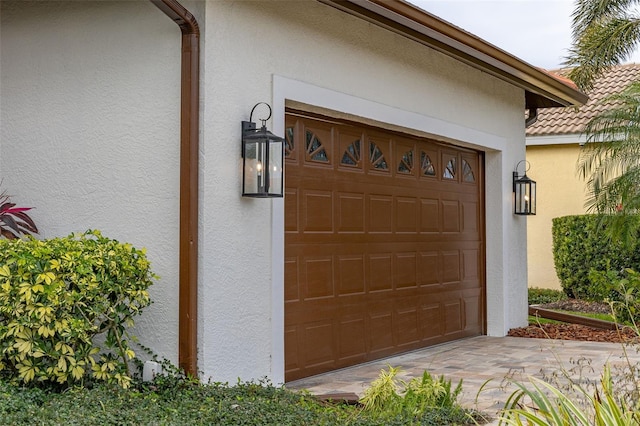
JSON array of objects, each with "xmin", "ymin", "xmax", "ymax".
[
  {"xmin": 267, "ymin": 139, "xmax": 283, "ymax": 196},
  {"xmin": 243, "ymin": 140, "xmax": 267, "ymax": 195},
  {"xmin": 530, "ymin": 181, "xmax": 536, "ymax": 214},
  {"xmin": 515, "ymin": 181, "xmax": 523, "ymax": 214},
  {"xmin": 514, "ymin": 178, "xmax": 536, "ymax": 215}
]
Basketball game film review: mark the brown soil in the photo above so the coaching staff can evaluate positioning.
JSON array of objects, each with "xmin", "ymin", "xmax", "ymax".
[{"xmin": 508, "ymin": 299, "xmax": 639, "ymax": 343}]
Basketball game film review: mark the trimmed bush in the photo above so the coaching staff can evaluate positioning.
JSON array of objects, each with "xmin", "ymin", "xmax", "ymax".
[
  {"xmin": 528, "ymin": 287, "xmax": 566, "ymax": 305},
  {"xmin": 0, "ymin": 230, "xmax": 156, "ymax": 388},
  {"xmin": 552, "ymin": 215, "xmax": 640, "ymax": 300}
]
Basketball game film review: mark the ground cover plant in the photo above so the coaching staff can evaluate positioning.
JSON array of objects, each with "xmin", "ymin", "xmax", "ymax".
[{"xmin": 0, "ymin": 368, "xmax": 485, "ymax": 425}]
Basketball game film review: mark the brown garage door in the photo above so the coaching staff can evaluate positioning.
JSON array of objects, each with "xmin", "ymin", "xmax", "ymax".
[{"xmin": 284, "ymin": 111, "xmax": 485, "ymax": 381}]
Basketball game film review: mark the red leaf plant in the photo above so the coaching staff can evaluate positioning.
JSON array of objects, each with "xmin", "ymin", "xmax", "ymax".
[{"xmin": 0, "ymin": 189, "xmax": 38, "ymax": 239}]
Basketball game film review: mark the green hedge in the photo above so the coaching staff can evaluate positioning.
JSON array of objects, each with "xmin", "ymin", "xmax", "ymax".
[{"xmin": 552, "ymin": 215, "xmax": 640, "ymax": 300}]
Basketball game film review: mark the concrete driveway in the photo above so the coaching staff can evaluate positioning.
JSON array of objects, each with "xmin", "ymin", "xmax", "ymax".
[{"xmin": 286, "ymin": 336, "xmax": 640, "ymax": 422}]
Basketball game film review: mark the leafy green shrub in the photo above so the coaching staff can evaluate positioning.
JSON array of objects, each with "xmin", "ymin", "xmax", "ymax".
[
  {"xmin": 552, "ymin": 215, "xmax": 640, "ymax": 300},
  {"xmin": 588, "ymin": 268, "xmax": 640, "ymax": 326},
  {"xmin": 500, "ymin": 365, "xmax": 639, "ymax": 425},
  {"xmin": 528, "ymin": 287, "xmax": 567, "ymax": 305},
  {"xmin": 360, "ymin": 365, "xmax": 467, "ymax": 422},
  {"xmin": 0, "ymin": 230, "xmax": 156, "ymax": 388}
]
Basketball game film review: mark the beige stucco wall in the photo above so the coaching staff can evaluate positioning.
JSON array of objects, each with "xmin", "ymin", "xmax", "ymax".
[
  {"xmin": 1, "ymin": 0, "xmax": 182, "ymax": 362},
  {"xmin": 526, "ymin": 143, "xmax": 589, "ymax": 289},
  {"xmin": 202, "ymin": 0, "xmax": 529, "ymax": 383},
  {"xmin": 3, "ymin": 0, "xmax": 533, "ymax": 384}
]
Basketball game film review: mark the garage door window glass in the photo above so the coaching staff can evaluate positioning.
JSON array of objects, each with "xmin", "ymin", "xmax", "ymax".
[
  {"xmin": 398, "ymin": 150, "xmax": 414, "ymax": 174},
  {"xmin": 285, "ymin": 127, "xmax": 294, "ymax": 158},
  {"xmin": 369, "ymin": 142, "xmax": 388, "ymax": 170},
  {"xmin": 463, "ymin": 160, "xmax": 476, "ymax": 183},
  {"xmin": 420, "ymin": 152, "xmax": 436, "ymax": 176},
  {"xmin": 444, "ymin": 158, "xmax": 456, "ymax": 180},
  {"xmin": 341, "ymin": 140, "xmax": 361, "ymax": 166},
  {"xmin": 306, "ymin": 130, "xmax": 328, "ymax": 162}
]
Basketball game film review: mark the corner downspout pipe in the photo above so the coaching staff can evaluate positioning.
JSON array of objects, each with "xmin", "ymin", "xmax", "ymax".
[{"xmin": 149, "ymin": 0, "xmax": 199, "ymax": 378}]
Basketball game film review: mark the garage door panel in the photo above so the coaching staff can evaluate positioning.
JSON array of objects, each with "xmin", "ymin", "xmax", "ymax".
[
  {"xmin": 442, "ymin": 250, "xmax": 461, "ymax": 284},
  {"xmin": 420, "ymin": 198, "xmax": 440, "ymax": 233},
  {"xmin": 338, "ymin": 317, "xmax": 367, "ymax": 362},
  {"xmin": 462, "ymin": 201, "xmax": 479, "ymax": 233},
  {"xmin": 303, "ymin": 190, "xmax": 334, "ymax": 233},
  {"xmin": 369, "ymin": 311, "xmax": 394, "ymax": 353},
  {"xmin": 441, "ymin": 200, "xmax": 461, "ymax": 233},
  {"xmin": 395, "ymin": 252, "xmax": 417, "ymax": 289},
  {"xmin": 369, "ymin": 195, "xmax": 393, "ymax": 233},
  {"xmin": 285, "ymin": 188, "xmax": 299, "ymax": 233},
  {"xmin": 464, "ymin": 294, "xmax": 481, "ymax": 331},
  {"xmin": 337, "ymin": 192, "xmax": 365, "ymax": 233},
  {"xmin": 285, "ymin": 325, "xmax": 300, "ymax": 372},
  {"xmin": 368, "ymin": 253, "xmax": 393, "ymax": 292},
  {"xmin": 463, "ymin": 249, "xmax": 480, "ymax": 281},
  {"xmin": 285, "ymin": 113, "xmax": 484, "ymax": 381},
  {"xmin": 444, "ymin": 300, "xmax": 463, "ymax": 335},
  {"xmin": 337, "ymin": 255, "xmax": 366, "ymax": 295},
  {"xmin": 396, "ymin": 306, "xmax": 420, "ymax": 346},
  {"xmin": 396, "ymin": 197, "xmax": 419, "ymax": 233},
  {"xmin": 304, "ymin": 257, "xmax": 334, "ymax": 300},
  {"xmin": 420, "ymin": 304, "xmax": 443, "ymax": 339},
  {"xmin": 419, "ymin": 251, "xmax": 439, "ymax": 286},
  {"xmin": 303, "ymin": 320, "xmax": 335, "ymax": 367},
  {"xmin": 285, "ymin": 257, "xmax": 300, "ymax": 302}
]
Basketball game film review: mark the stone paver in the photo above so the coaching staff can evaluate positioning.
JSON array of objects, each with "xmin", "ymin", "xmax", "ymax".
[{"xmin": 286, "ymin": 336, "xmax": 640, "ymax": 423}]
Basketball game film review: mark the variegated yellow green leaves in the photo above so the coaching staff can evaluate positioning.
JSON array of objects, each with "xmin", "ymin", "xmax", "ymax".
[{"xmin": 0, "ymin": 230, "xmax": 156, "ymax": 388}]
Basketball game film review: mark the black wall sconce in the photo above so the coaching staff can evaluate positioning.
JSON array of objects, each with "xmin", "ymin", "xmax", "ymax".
[
  {"xmin": 241, "ymin": 103, "xmax": 285, "ymax": 198},
  {"xmin": 513, "ymin": 160, "xmax": 536, "ymax": 215}
]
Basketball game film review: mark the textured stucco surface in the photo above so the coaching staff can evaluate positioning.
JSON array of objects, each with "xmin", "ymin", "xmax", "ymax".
[
  {"xmin": 2, "ymin": 0, "xmax": 531, "ymax": 385},
  {"xmin": 201, "ymin": 0, "xmax": 528, "ymax": 383},
  {"xmin": 1, "ymin": 1, "xmax": 182, "ymax": 363},
  {"xmin": 526, "ymin": 143, "xmax": 588, "ymax": 289}
]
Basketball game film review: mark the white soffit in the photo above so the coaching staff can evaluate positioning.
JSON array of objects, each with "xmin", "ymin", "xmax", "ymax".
[{"xmin": 526, "ymin": 133, "xmax": 586, "ymax": 146}]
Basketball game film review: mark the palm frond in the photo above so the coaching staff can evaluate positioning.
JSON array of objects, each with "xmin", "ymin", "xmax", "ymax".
[
  {"xmin": 572, "ymin": 0, "xmax": 640, "ymax": 38},
  {"xmin": 566, "ymin": 17, "xmax": 640, "ymax": 90},
  {"xmin": 576, "ymin": 79, "xmax": 640, "ymax": 245}
]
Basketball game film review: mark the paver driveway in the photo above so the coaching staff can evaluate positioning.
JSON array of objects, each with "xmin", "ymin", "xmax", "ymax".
[{"xmin": 286, "ymin": 336, "xmax": 640, "ymax": 422}]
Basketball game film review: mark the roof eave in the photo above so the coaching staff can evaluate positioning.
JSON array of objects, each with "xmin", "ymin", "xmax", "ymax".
[{"xmin": 318, "ymin": 0, "xmax": 588, "ymax": 109}]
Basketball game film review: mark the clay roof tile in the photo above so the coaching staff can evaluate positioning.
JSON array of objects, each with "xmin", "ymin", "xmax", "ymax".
[{"xmin": 527, "ymin": 63, "xmax": 640, "ymax": 136}]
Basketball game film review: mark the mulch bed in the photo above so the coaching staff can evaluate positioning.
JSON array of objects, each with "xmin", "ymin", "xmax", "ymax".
[
  {"xmin": 508, "ymin": 299, "xmax": 640, "ymax": 343},
  {"xmin": 508, "ymin": 323, "xmax": 639, "ymax": 343}
]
